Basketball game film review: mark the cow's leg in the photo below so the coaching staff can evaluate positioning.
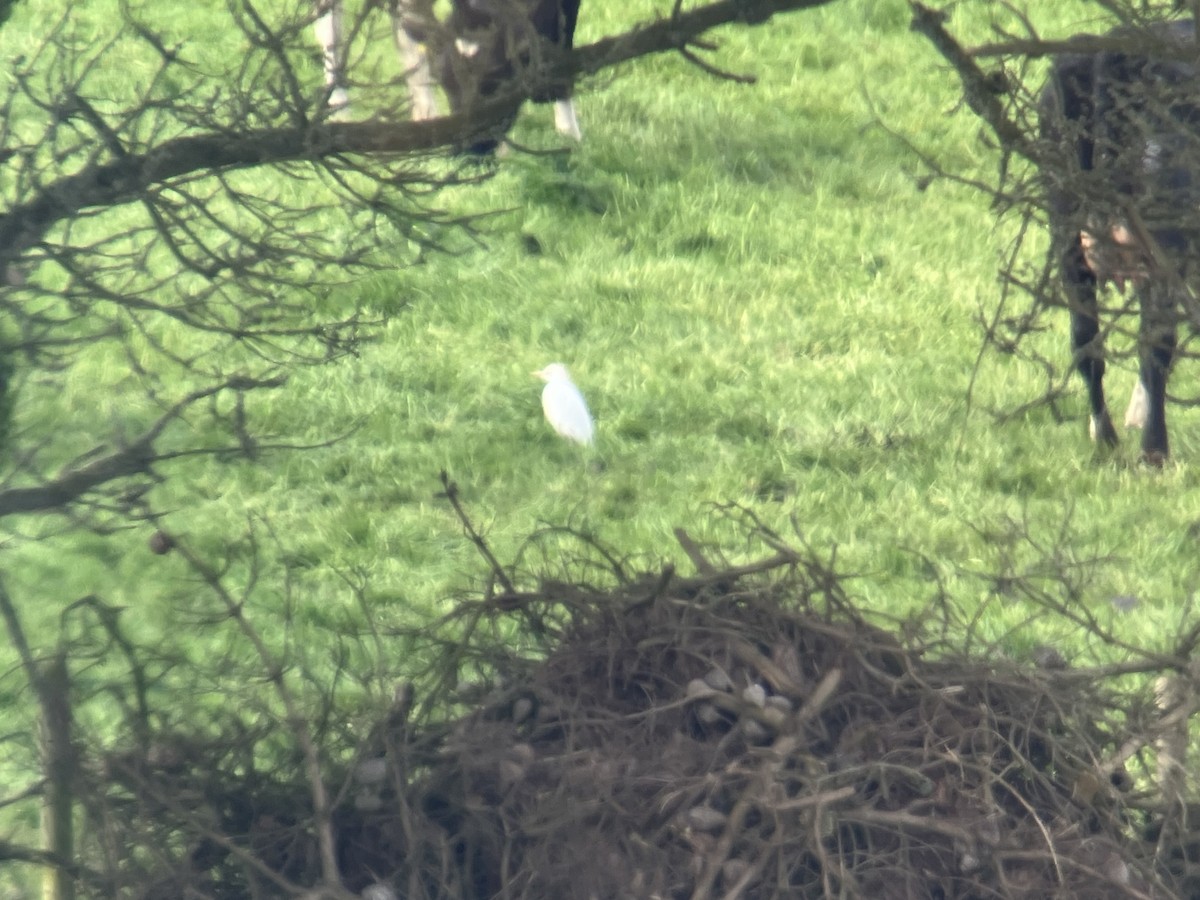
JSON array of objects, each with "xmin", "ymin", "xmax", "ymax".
[
  {"xmin": 1136, "ymin": 282, "xmax": 1176, "ymax": 465},
  {"xmin": 314, "ymin": 0, "xmax": 350, "ymax": 116},
  {"xmin": 387, "ymin": 0, "xmax": 438, "ymax": 120},
  {"xmin": 553, "ymin": 0, "xmax": 582, "ymax": 141},
  {"xmin": 1065, "ymin": 235, "xmax": 1120, "ymax": 446},
  {"xmin": 553, "ymin": 97, "xmax": 582, "ymax": 141},
  {"xmin": 1124, "ymin": 377, "xmax": 1149, "ymax": 428}
]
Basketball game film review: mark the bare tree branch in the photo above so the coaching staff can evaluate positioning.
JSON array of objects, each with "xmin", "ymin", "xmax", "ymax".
[
  {"xmin": 164, "ymin": 527, "xmax": 344, "ymax": 891},
  {"xmin": 908, "ymin": 2, "xmax": 1028, "ymax": 154},
  {"xmin": 0, "ymin": 374, "xmax": 285, "ymax": 517},
  {"xmin": 0, "ymin": 0, "xmax": 838, "ymax": 264}
]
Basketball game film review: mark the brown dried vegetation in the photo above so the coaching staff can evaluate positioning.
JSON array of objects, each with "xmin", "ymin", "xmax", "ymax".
[{"xmin": 92, "ymin": 520, "xmax": 1200, "ymax": 899}]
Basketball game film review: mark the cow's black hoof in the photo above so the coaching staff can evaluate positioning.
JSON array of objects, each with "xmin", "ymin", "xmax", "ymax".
[
  {"xmin": 1139, "ymin": 449, "xmax": 1168, "ymax": 468},
  {"xmin": 1090, "ymin": 412, "xmax": 1120, "ymax": 447}
]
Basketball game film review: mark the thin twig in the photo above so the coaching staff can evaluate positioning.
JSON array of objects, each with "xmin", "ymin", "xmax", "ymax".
[
  {"xmin": 166, "ymin": 530, "xmax": 344, "ymax": 892},
  {"xmin": 437, "ymin": 471, "xmax": 515, "ymax": 594},
  {"xmin": 0, "ymin": 375, "xmax": 286, "ymax": 517}
]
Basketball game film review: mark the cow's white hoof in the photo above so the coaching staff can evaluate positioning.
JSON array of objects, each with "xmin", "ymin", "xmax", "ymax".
[
  {"xmin": 325, "ymin": 87, "xmax": 351, "ymax": 120},
  {"xmin": 410, "ymin": 86, "xmax": 437, "ymax": 121}
]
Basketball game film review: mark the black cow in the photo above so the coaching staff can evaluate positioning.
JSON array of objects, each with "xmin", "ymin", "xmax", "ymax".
[
  {"xmin": 314, "ymin": 0, "xmax": 582, "ymax": 153},
  {"xmin": 1040, "ymin": 19, "xmax": 1200, "ymax": 464}
]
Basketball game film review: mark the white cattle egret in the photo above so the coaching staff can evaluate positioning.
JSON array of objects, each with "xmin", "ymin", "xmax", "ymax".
[{"xmin": 533, "ymin": 363, "xmax": 594, "ymax": 446}]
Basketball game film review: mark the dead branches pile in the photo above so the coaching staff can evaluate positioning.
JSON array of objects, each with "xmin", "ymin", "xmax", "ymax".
[{"xmin": 85, "ymin": 532, "xmax": 1198, "ymax": 898}]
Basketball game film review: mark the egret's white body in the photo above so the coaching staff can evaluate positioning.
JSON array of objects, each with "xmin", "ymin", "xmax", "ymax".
[{"xmin": 534, "ymin": 363, "xmax": 594, "ymax": 446}]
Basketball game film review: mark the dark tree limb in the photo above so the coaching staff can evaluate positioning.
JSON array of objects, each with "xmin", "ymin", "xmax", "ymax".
[
  {"xmin": 0, "ymin": 0, "xmax": 838, "ymax": 264},
  {"xmin": 0, "ymin": 581, "xmax": 96, "ymax": 898},
  {"xmin": 0, "ymin": 838, "xmax": 104, "ymax": 892},
  {"xmin": 165, "ymin": 528, "xmax": 344, "ymax": 891},
  {"xmin": 0, "ymin": 374, "xmax": 286, "ymax": 517},
  {"xmin": 679, "ymin": 45, "xmax": 758, "ymax": 83},
  {"xmin": 908, "ymin": 2, "xmax": 1029, "ymax": 155}
]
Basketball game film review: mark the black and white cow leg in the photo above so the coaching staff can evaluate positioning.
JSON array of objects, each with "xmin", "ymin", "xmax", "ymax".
[
  {"xmin": 314, "ymin": 0, "xmax": 351, "ymax": 118},
  {"xmin": 553, "ymin": 97, "xmax": 582, "ymax": 141},
  {"xmin": 387, "ymin": 0, "xmax": 438, "ymax": 120},
  {"xmin": 314, "ymin": 0, "xmax": 441, "ymax": 121},
  {"xmin": 1124, "ymin": 377, "xmax": 1149, "ymax": 430},
  {"xmin": 1136, "ymin": 284, "xmax": 1177, "ymax": 465},
  {"xmin": 1077, "ymin": 343, "xmax": 1119, "ymax": 448},
  {"xmin": 1064, "ymin": 236, "xmax": 1121, "ymax": 448}
]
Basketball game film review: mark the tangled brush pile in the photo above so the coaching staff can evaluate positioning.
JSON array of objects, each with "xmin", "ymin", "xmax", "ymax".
[{"xmin": 100, "ymin": 533, "xmax": 1197, "ymax": 899}]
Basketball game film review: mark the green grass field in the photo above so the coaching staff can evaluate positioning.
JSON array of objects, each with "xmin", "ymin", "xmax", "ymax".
[
  {"xmin": 5, "ymin": 0, "xmax": 1198, "ymax": 662},
  {"xmin": 6, "ymin": 0, "xmax": 1200, "ymax": 892}
]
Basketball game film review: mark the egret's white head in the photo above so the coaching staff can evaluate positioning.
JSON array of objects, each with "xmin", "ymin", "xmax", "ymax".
[{"xmin": 533, "ymin": 362, "xmax": 571, "ymax": 383}]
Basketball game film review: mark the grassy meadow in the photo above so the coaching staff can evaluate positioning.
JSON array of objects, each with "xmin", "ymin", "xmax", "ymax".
[
  {"xmin": 3, "ymin": 0, "xmax": 1199, "ymax": 722},
  {"xmin": 6, "ymin": 0, "xmax": 1200, "ymax": 891}
]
